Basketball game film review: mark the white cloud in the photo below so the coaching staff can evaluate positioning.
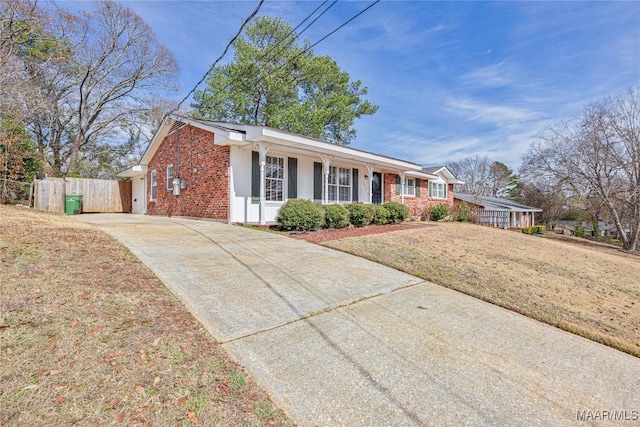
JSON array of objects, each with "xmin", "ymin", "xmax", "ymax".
[{"xmin": 444, "ymin": 98, "xmax": 539, "ymax": 126}]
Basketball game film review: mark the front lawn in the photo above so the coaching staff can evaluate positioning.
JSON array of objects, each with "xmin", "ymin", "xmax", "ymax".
[{"xmin": 324, "ymin": 222, "xmax": 640, "ymax": 357}]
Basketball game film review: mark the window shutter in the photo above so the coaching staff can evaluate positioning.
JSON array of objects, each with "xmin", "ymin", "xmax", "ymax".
[
  {"xmin": 395, "ymin": 174, "xmax": 401, "ymax": 195},
  {"xmin": 288, "ymin": 157, "xmax": 297, "ymax": 199},
  {"xmin": 251, "ymin": 151, "xmax": 259, "ymax": 203},
  {"xmin": 313, "ymin": 162, "xmax": 323, "ymax": 201},
  {"xmin": 416, "ymin": 179, "xmax": 421, "ymax": 196},
  {"xmin": 352, "ymin": 168, "xmax": 359, "ymax": 202}
]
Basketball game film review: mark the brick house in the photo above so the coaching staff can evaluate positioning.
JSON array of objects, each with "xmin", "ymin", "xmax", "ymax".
[{"xmin": 118, "ymin": 114, "xmax": 463, "ymax": 224}]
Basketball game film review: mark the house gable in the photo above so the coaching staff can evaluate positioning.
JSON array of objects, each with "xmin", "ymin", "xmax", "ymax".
[{"xmin": 146, "ymin": 124, "xmax": 231, "ymax": 219}]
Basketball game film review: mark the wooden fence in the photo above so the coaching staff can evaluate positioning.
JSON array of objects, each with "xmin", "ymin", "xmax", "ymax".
[{"xmin": 33, "ymin": 177, "xmax": 132, "ymax": 213}]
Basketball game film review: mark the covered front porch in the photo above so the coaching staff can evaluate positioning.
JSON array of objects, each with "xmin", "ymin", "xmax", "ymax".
[{"xmin": 215, "ymin": 124, "xmax": 436, "ymax": 224}]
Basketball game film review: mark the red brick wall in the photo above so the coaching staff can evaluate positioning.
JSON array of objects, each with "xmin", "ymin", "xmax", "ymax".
[
  {"xmin": 383, "ymin": 173, "xmax": 455, "ymax": 219},
  {"xmin": 147, "ymin": 125, "xmax": 230, "ymax": 219}
]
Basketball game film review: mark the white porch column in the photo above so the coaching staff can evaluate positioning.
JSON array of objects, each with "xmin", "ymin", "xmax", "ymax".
[
  {"xmin": 400, "ymin": 172, "xmax": 405, "ymax": 204},
  {"xmin": 532, "ymin": 212, "xmax": 535, "ymax": 227},
  {"xmin": 320, "ymin": 155, "xmax": 332, "ymax": 204},
  {"xmin": 366, "ymin": 164, "xmax": 374, "ymax": 204},
  {"xmin": 256, "ymin": 143, "xmax": 271, "ymax": 225}
]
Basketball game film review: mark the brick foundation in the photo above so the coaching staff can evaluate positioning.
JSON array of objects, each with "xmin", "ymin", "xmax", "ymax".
[{"xmin": 146, "ymin": 125, "xmax": 230, "ymax": 219}]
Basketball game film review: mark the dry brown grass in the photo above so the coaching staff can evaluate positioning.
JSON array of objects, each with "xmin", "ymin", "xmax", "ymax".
[
  {"xmin": 0, "ymin": 205, "xmax": 291, "ymax": 426},
  {"xmin": 325, "ymin": 221, "xmax": 640, "ymax": 357}
]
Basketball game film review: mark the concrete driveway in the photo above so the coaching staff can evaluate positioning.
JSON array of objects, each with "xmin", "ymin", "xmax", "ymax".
[{"xmin": 76, "ymin": 214, "xmax": 640, "ymax": 426}]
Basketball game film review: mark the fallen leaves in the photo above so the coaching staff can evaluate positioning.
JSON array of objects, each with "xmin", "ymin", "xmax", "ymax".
[{"xmin": 1, "ymin": 205, "xmax": 292, "ymax": 427}]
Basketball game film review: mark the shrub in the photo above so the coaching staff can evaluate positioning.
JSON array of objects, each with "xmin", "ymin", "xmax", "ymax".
[
  {"xmin": 522, "ymin": 225, "xmax": 546, "ymax": 235},
  {"xmin": 276, "ymin": 199, "xmax": 325, "ymax": 231},
  {"xmin": 574, "ymin": 222, "xmax": 587, "ymax": 238},
  {"xmin": 452, "ymin": 201, "xmax": 475, "ymax": 222},
  {"xmin": 382, "ymin": 202, "xmax": 409, "ymax": 224},
  {"xmin": 429, "ymin": 204, "xmax": 449, "ymax": 222},
  {"xmin": 371, "ymin": 205, "xmax": 390, "ymax": 225},
  {"xmin": 324, "ymin": 203, "xmax": 350, "ymax": 229},
  {"xmin": 346, "ymin": 203, "xmax": 375, "ymax": 227}
]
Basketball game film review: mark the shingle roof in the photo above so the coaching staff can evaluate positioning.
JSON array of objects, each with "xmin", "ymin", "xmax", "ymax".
[{"xmin": 455, "ymin": 193, "xmax": 542, "ymax": 212}]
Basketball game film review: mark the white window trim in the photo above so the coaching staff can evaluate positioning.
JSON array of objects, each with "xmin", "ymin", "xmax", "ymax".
[
  {"xmin": 405, "ymin": 178, "xmax": 415, "ymax": 197},
  {"xmin": 166, "ymin": 164, "xmax": 174, "ymax": 191},
  {"xmin": 265, "ymin": 155, "xmax": 284, "ymax": 202},
  {"xmin": 429, "ymin": 180, "xmax": 447, "ymax": 199},
  {"xmin": 150, "ymin": 170, "xmax": 157, "ymax": 201},
  {"xmin": 328, "ymin": 165, "xmax": 352, "ymax": 204}
]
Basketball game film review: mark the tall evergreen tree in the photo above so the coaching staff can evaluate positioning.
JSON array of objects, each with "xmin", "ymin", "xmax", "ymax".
[{"xmin": 192, "ymin": 16, "xmax": 378, "ymax": 145}]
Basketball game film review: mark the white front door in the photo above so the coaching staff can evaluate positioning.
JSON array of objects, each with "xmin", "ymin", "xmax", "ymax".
[{"xmin": 131, "ymin": 175, "xmax": 146, "ymax": 214}]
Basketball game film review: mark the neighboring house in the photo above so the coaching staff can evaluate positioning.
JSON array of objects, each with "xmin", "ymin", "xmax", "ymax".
[
  {"xmin": 454, "ymin": 193, "xmax": 542, "ymax": 229},
  {"xmin": 118, "ymin": 114, "xmax": 463, "ymax": 224},
  {"xmin": 552, "ymin": 220, "xmax": 626, "ymax": 238}
]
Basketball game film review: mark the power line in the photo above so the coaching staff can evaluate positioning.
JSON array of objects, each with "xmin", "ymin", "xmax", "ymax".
[
  {"xmin": 167, "ymin": 0, "xmax": 264, "ymax": 119},
  {"xmin": 189, "ymin": 1, "xmax": 339, "ymax": 117},
  {"xmin": 268, "ymin": 0, "xmax": 381, "ymax": 90},
  {"xmin": 188, "ymin": 0, "xmax": 380, "ymax": 123}
]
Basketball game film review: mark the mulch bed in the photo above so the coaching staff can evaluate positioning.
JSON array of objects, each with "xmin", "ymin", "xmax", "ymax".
[{"xmin": 291, "ymin": 222, "xmax": 434, "ymax": 244}]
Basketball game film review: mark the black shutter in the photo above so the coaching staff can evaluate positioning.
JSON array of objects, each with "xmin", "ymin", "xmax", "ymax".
[
  {"xmin": 416, "ymin": 179, "xmax": 421, "ymax": 197},
  {"xmin": 395, "ymin": 174, "xmax": 401, "ymax": 195},
  {"xmin": 352, "ymin": 168, "xmax": 359, "ymax": 202},
  {"xmin": 313, "ymin": 162, "xmax": 323, "ymax": 201},
  {"xmin": 288, "ymin": 157, "xmax": 297, "ymax": 199},
  {"xmin": 251, "ymin": 151, "xmax": 259, "ymax": 203}
]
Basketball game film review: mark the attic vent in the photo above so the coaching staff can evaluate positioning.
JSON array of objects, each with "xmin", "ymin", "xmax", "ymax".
[{"xmin": 168, "ymin": 120, "xmax": 186, "ymax": 134}]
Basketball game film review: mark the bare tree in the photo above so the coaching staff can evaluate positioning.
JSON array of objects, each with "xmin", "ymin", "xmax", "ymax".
[
  {"xmin": 447, "ymin": 155, "xmax": 518, "ymax": 199},
  {"xmin": 522, "ymin": 87, "xmax": 640, "ymax": 251},
  {"xmin": 3, "ymin": 0, "xmax": 179, "ymax": 177},
  {"xmin": 447, "ymin": 155, "xmax": 492, "ymax": 195}
]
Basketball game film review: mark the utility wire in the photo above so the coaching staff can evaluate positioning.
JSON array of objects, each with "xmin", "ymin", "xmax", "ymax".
[
  {"xmin": 273, "ymin": 0, "xmax": 380, "ymax": 84},
  {"xmin": 190, "ymin": 1, "xmax": 338, "ymax": 118},
  {"xmin": 166, "ymin": 0, "xmax": 264, "ymax": 120},
  {"xmin": 194, "ymin": 0, "xmax": 380, "ymax": 120}
]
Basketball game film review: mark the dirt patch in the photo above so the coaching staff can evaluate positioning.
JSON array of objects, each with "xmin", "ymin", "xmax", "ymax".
[
  {"xmin": 292, "ymin": 222, "xmax": 434, "ymax": 244},
  {"xmin": 0, "ymin": 205, "xmax": 291, "ymax": 426},
  {"xmin": 324, "ymin": 221, "xmax": 640, "ymax": 358}
]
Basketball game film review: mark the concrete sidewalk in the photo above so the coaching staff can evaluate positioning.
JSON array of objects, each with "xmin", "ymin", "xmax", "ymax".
[{"xmin": 77, "ymin": 214, "xmax": 640, "ymax": 426}]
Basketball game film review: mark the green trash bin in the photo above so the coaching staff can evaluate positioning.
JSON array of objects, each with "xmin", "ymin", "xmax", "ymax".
[{"xmin": 65, "ymin": 194, "xmax": 83, "ymax": 215}]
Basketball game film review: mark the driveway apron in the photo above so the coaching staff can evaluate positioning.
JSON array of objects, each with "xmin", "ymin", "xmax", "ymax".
[{"xmin": 76, "ymin": 214, "xmax": 640, "ymax": 426}]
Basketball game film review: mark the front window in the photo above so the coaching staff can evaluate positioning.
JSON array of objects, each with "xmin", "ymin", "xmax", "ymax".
[
  {"xmin": 265, "ymin": 156, "xmax": 284, "ymax": 201},
  {"xmin": 429, "ymin": 181, "xmax": 447, "ymax": 199},
  {"xmin": 151, "ymin": 170, "xmax": 157, "ymax": 200},
  {"xmin": 166, "ymin": 164, "xmax": 173, "ymax": 190},
  {"xmin": 406, "ymin": 178, "xmax": 415, "ymax": 196},
  {"xmin": 328, "ymin": 166, "xmax": 351, "ymax": 203}
]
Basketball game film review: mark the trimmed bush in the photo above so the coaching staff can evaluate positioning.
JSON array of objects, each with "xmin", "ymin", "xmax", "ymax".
[
  {"xmin": 276, "ymin": 199, "xmax": 325, "ymax": 231},
  {"xmin": 346, "ymin": 203, "xmax": 375, "ymax": 227},
  {"xmin": 324, "ymin": 203, "xmax": 350, "ymax": 229},
  {"xmin": 382, "ymin": 202, "xmax": 409, "ymax": 224},
  {"xmin": 522, "ymin": 225, "xmax": 546, "ymax": 235},
  {"xmin": 372, "ymin": 205, "xmax": 390, "ymax": 225},
  {"xmin": 429, "ymin": 204, "xmax": 449, "ymax": 222}
]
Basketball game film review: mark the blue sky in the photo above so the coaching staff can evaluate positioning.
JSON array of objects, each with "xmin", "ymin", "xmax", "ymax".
[{"xmin": 65, "ymin": 0, "xmax": 640, "ymax": 170}]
